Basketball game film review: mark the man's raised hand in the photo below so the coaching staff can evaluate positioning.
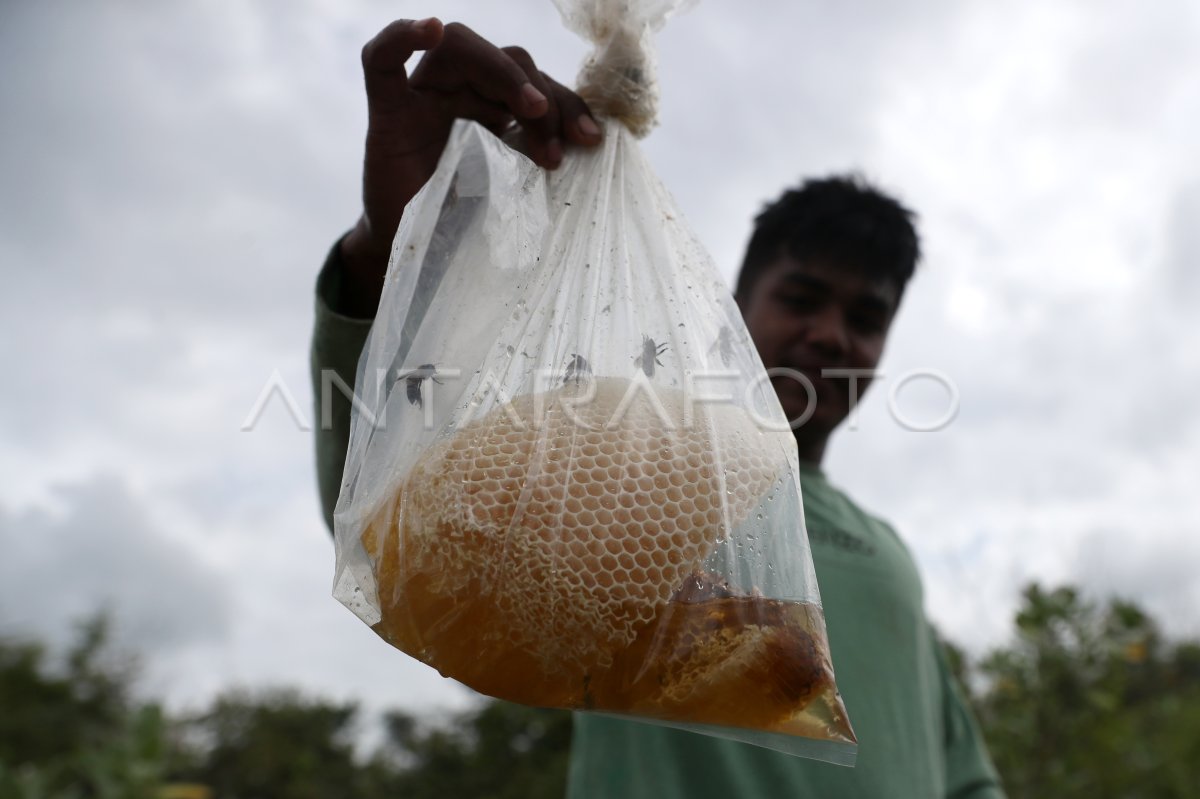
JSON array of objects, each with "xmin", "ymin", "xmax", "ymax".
[{"xmin": 339, "ymin": 19, "xmax": 601, "ymax": 316}]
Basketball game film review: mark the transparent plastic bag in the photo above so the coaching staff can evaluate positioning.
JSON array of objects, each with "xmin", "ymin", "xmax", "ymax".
[{"xmin": 332, "ymin": 0, "xmax": 856, "ymax": 765}]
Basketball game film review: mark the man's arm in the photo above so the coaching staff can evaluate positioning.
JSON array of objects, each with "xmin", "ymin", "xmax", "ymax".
[
  {"xmin": 313, "ymin": 18, "xmax": 601, "ymax": 533},
  {"xmin": 311, "ymin": 240, "xmax": 375, "ymax": 533},
  {"xmin": 933, "ymin": 633, "xmax": 1008, "ymax": 798}
]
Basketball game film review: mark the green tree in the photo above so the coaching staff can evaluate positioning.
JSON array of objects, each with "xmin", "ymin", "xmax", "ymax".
[
  {"xmin": 184, "ymin": 690, "xmax": 362, "ymax": 799},
  {"xmin": 969, "ymin": 584, "xmax": 1200, "ymax": 798},
  {"xmin": 367, "ymin": 701, "xmax": 573, "ymax": 799},
  {"xmin": 0, "ymin": 616, "xmax": 183, "ymax": 798},
  {"xmin": 0, "ymin": 617, "xmax": 129, "ymax": 766}
]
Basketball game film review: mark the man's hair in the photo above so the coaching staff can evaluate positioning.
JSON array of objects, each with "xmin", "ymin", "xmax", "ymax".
[{"xmin": 734, "ymin": 174, "xmax": 921, "ymax": 299}]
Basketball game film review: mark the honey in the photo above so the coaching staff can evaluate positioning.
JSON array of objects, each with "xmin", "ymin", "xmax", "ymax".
[{"xmin": 361, "ymin": 377, "xmax": 853, "ymax": 745}]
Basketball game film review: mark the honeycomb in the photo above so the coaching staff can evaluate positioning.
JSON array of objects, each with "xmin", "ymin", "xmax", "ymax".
[
  {"xmin": 593, "ymin": 592, "xmax": 840, "ymax": 733},
  {"xmin": 365, "ymin": 376, "xmax": 786, "ymax": 704}
]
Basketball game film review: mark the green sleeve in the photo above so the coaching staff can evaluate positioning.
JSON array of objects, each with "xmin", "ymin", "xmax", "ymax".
[
  {"xmin": 310, "ymin": 239, "xmax": 375, "ymax": 534},
  {"xmin": 934, "ymin": 634, "xmax": 1008, "ymax": 799}
]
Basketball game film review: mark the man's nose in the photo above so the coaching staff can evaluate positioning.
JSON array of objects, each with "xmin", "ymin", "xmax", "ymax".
[{"xmin": 805, "ymin": 307, "xmax": 849, "ymax": 358}]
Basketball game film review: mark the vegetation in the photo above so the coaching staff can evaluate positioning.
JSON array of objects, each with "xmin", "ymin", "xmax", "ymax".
[
  {"xmin": 0, "ymin": 617, "xmax": 177, "ymax": 798},
  {"xmin": 2, "ymin": 584, "xmax": 1198, "ymax": 798},
  {"xmin": 970, "ymin": 585, "xmax": 1200, "ymax": 798}
]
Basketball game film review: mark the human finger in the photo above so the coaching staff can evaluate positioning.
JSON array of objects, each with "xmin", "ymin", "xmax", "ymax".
[
  {"xmin": 436, "ymin": 92, "xmax": 517, "ymax": 133},
  {"xmin": 501, "ymin": 46, "xmax": 563, "ymax": 167},
  {"xmin": 361, "ymin": 17, "xmax": 445, "ymax": 117},
  {"xmin": 540, "ymin": 71, "xmax": 603, "ymax": 147},
  {"xmin": 412, "ymin": 23, "xmax": 549, "ymax": 120}
]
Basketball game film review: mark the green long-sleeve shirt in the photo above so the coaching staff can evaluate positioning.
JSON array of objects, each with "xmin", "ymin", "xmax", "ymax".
[{"xmin": 310, "ymin": 246, "xmax": 1006, "ymax": 798}]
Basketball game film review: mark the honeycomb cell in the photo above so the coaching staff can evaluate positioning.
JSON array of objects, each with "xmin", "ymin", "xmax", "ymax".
[{"xmin": 366, "ymin": 377, "xmax": 786, "ymax": 702}]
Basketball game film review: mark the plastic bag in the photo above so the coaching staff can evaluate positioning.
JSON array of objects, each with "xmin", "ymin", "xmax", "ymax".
[{"xmin": 332, "ymin": 0, "xmax": 856, "ymax": 765}]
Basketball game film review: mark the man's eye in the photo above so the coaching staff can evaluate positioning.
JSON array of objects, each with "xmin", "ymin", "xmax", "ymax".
[{"xmin": 851, "ymin": 313, "xmax": 886, "ymax": 334}]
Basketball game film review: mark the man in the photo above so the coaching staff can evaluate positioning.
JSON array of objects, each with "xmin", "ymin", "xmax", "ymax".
[
  {"xmin": 311, "ymin": 18, "xmax": 1005, "ymax": 798},
  {"xmin": 565, "ymin": 178, "xmax": 1003, "ymax": 798}
]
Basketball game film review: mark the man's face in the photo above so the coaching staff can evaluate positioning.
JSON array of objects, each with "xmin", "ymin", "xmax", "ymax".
[{"xmin": 737, "ymin": 255, "xmax": 901, "ymax": 441}]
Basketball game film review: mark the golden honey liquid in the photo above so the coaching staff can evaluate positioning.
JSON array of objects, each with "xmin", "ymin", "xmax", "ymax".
[
  {"xmin": 372, "ymin": 546, "xmax": 855, "ymax": 745},
  {"xmin": 360, "ymin": 378, "xmax": 852, "ymax": 744},
  {"xmin": 591, "ymin": 596, "xmax": 856, "ymax": 744},
  {"xmin": 372, "ymin": 565, "xmax": 592, "ymax": 708}
]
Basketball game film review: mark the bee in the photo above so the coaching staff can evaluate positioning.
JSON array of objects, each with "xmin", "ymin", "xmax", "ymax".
[
  {"xmin": 708, "ymin": 326, "xmax": 735, "ymax": 366},
  {"xmin": 634, "ymin": 336, "xmax": 668, "ymax": 377},
  {"xmin": 399, "ymin": 363, "xmax": 443, "ymax": 409},
  {"xmin": 563, "ymin": 353, "xmax": 592, "ymax": 385}
]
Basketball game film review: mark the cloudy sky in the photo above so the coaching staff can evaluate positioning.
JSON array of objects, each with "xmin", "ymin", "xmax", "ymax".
[{"xmin": 2, "ymin": 0, "xmax": 1198, "ymax": 721}]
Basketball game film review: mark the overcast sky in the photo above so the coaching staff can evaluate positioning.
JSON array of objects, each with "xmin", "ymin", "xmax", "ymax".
[{"xmin": 2, "ymin": 0, "xmax": 1198, "ymax": 720}]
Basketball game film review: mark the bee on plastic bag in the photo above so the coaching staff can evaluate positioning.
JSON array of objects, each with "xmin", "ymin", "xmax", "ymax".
[
  {"xmin": 563, "ymin": 354, "xmax": 593, "ymax": 385},
  {"xmin": 634, "ymin": 336, "xmax": 668, "ymax": 377},
  {"xmin": 399, "ymin": 364, "xmax": 443, "ymax": 409}
]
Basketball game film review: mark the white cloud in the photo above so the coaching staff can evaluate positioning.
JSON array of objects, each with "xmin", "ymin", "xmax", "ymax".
[
  {"xmin": 1, "ymin": 0, "xmax": 1197, "ymax": 715},
  {"xmin": 0, "ymin": 476, "xmax": 230, "ymax": 653},
  {"xmin": 1164, "ymin": 181, "xmax": 1200, "ymax": 304}
]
